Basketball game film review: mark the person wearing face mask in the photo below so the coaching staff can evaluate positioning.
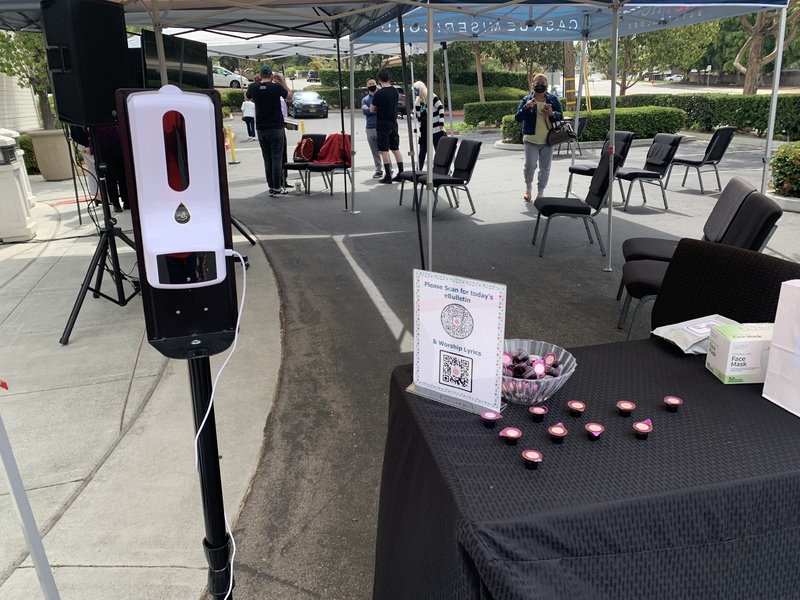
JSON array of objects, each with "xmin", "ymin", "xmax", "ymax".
[
  {"xmin": 413, "ymin": 81, "xmax": 446, "ymax": 170},
  {"xmin": 362, "ymin": 78, "xmax": 384, "ymax": 179},
  {"xmin": 514, "ymin": 73, "xmax": 563, "ymax": 202}
]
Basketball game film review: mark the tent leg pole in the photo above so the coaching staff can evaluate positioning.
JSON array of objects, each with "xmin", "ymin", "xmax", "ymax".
[
  {"xmin": 605, "ymin": 2, "xmax": 620, "ymax": 273},
  {"xmin": 762, "ymin": 6, "xmax": 786, "ymax": 194}
]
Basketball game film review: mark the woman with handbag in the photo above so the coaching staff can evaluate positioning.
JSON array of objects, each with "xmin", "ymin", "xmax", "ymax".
[{"xmin": 514, "ymin": 74, "xmax": 563, "ymax": 202}]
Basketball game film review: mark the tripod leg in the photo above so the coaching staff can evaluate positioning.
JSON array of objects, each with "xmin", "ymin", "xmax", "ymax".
[
  {"xmin": 230, "ymin": 216, "xmax": 257, "ymax": 245},
  {"xmin": 60, "ymin": 231, "xmax": 111, "ymax": 345}
]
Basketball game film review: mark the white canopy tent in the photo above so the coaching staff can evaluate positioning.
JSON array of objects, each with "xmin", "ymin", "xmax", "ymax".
[{"xmin": 0, "ymin": 0, "xmax": 790, "ymax": 270}]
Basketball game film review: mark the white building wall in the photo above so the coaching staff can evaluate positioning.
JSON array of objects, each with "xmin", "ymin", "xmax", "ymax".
[{"xmin": 0, "ymin": 73, "xmax": 41, "ymax": 133}]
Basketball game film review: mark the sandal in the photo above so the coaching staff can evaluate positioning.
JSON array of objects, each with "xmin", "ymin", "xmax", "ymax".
[{"xmin": 523, "ymin": 191, "xmax": 532, "ymax": 202}]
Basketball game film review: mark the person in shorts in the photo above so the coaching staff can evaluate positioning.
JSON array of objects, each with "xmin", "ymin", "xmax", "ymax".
[
  {"xmin": 370, "ymin": 70, "xmax": 404, "ymax": 183},
  {"xmin": 361, "ymin": 77, "xmax": 384, "ymax": 178}
]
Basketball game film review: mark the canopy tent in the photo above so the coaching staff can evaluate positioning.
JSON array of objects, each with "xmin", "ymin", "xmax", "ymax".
[
  {"xmin": 0, "ymin": 0, "xmax": 790, "ymax": 271},
  {"xmin": 353, "ymin": 2, "xmax": 786, "ymax": 43}
]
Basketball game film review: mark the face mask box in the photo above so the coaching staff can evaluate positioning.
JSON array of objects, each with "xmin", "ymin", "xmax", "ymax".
[{"xmin": 705, "ymin": 323, "xmax": 773, "ymax": 384}]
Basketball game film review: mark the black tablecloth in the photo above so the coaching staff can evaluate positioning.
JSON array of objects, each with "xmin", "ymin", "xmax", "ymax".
[{"xmin": 373, "ymin": 339, "xmax": 800, "ymax": 600}]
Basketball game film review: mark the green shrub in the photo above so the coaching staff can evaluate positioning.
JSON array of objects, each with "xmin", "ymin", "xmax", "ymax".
[
  {"xmin": 17, "ymin": 135, "xmax": 39, "ymax": 175},
  {"xmin": 219, "ymin": 89, "xmax": 245, "ymax": 109},
  {"xmin": 500, "ymin": 106, "xmax": 685, "ymax": 144},
  {"xmin": 319, "ymin": 68, "xmax": 530, "ymax": 90},
  {"xmin": 464, "ymin": 101, "xmax": 520, "ymax": 126},
  {"xmin": 221, "ymin": 106, "xmax": 231, "ymax": 118},
  {"xmin": 770, "ymin": 142, "xmax": 800, "ymax": 197}
]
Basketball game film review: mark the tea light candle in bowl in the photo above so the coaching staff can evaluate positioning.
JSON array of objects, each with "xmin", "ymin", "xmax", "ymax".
[
  {"xmin": 529, "ymin": 405, "xmax": 548, "ymax": 423},
  {"xmin": 521, "ymin": 449, "xmax": 543, "ymax": 470},
  {"xmin": 585, "ymin": 422, "xmax": 605, "ymax": 440},
  {"xmin": 616, "ymin": 400, "xmax": 636, "ymax": 416},
  {"xmin": 664, "ymin": 396, "xmax": 683, "ymax": 413},
  {"xmin": 548, "ymin": 422, "xmax": 568, "ymax": 444},
  {"xmin": 481, "ymin": 410, "xmax": 503, "ymax": 429},
  {"xmin": 632, "ymin": 419, "xmax": 653, "ymax": 439},
  {"xmin": 499, "ymin": 427, "xmax": 522, "ymax": 446},
  {"xmin": 567, "ymin": 400, "xmax": 586, "ymax": 417}
]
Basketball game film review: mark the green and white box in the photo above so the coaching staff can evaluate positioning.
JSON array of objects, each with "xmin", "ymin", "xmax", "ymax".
[{"xmin": 705, "ymin": 323, "xmax": 773, "ymax": 384}]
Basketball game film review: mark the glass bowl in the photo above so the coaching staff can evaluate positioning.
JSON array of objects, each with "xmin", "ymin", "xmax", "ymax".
[{"xmin": 501, "ymin": 339, "xmax": 577, "ymax": 405}]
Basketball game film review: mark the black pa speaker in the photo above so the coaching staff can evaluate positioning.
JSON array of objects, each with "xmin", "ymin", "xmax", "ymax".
[{"xmin": 41, "ymin": 0, "xmax": 131, "ymax": 127}]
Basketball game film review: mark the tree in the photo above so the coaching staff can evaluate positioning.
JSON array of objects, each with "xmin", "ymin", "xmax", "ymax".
[
  {"xmin": 589, "ymin": 36, "xmax": 647, "ymax": 96},
  {"xmin": 491, "ymin": 40, "xmax": 562, "ymax": 90},
  {"xmin": 734, "ymin": 1, "xmax": 800, "ymax": 94},
  {"xmin": 0, "ymin": 31, "xmax": 56, "ymax": 129},
  {"xmin": 563, "ymin": 41, "xmax": 577, "ymax": 112}
]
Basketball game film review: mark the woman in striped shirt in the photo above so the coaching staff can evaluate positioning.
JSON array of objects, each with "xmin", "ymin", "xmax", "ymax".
[{"xmin": 413, "ymin": 81, "xmax": 446, "ymax": 170}]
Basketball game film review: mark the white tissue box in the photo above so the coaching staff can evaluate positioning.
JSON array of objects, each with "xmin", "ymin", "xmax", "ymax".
[{"xmin": 705, "ymin": 323, "xmax": 773, "ymax": 384}]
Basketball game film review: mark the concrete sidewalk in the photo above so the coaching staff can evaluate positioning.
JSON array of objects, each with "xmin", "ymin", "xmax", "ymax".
[{"xmin": 0, "ymin": 161, "xmax": 282, "ymax": 597}]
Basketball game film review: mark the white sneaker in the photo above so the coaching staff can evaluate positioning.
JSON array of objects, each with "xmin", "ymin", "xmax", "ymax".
[{"xmin": 275, "ymin": 188, "xmax": 289, "ymax": 195}]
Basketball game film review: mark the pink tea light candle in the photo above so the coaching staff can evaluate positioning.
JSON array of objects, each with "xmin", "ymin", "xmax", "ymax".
[
  {"xmin": 481, "ymin": 410, "xmax": 503, "ymax": 429},
  {"xmin": 529, "ymin": 405, "xmax": 548, "ymax": 423},
  {"xmin": 567, "ymin": 400, "xmax": 586, "ymax": 417},
  {"xmin": 616, "ymin": 400, "xmax": 636, "ymax": 416},
  {"xmin": 522, "ymin": 449, "xmax": 543, "ymax": 470},
  {"xmin": 664, "ymin": 396, "xmax": 683, "ymax": 413},
  {"xmin": 633, "ymin": 419, "xmax": 653, "ymax": 440},
  {"xmin": 499, "ymin": 427, "xmax": 522, "ymax": 446},
  {"xmin": 585, "ymin": 422, "xmax": 605, "ymax": 441},
  {"xmin": 548, "ymin": 422, "xmax": 568, "ymax": 444}
]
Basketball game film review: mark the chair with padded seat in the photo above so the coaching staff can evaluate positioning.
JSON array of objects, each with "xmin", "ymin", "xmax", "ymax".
[
  {"xmin": 565, "ymin": 131, "xmax": 634, "ymax": 197},
  {"xmin": 556, "ymin": 115, "xmax": 588, "ymax": 156},
  {"xmin": 397, "ymin": 136, "xmax": 458, "ymax": 209},
  {"xmin": 303, "ymin": 133, "xmax": 352, "ymax": 195},
  {"xmin": 650, "ymin": 238, "xmax": 800, "ymax": 332},
  {"xmin": 665, "ymin": 125, "xmax": 736, "ymax": 194},
  {"xmin": 619, "ymin": 176, "xmax": 757, "ymax": 268},
  {"xmin": 417, "ymin": 139, "xmax": 482, "ymax": 216},
  {"xmin": 532, "ymin": 150, "xmax": 622, "ymax": 258},
  {"xmin": 283, "ymin": 133, "xmax": 327, "ymax": 193},
  {"xmin": 615, "ymin": 133, "xmax": 682, "ymax": 211},
  {"xmin": 618, "ymin": 191, "xmax": 783, "ymax": 340}
]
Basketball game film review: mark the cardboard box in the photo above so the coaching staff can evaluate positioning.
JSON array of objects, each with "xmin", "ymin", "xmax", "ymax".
[{"xmin": 705, "ymin": 323, "xmax": 773, "ymax": 384}]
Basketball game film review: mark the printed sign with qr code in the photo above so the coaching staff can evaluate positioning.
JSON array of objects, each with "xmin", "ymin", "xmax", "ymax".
[{"xmin": 439, "ymin": 350, "xmax": 473, "ymax": 393}]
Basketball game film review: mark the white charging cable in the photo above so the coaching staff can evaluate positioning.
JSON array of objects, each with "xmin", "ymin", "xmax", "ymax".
[{"xmin": 193, "ymin": 248, "xmax": 247, "ymax": 600}]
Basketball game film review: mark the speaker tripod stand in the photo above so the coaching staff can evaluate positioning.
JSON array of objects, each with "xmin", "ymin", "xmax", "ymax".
[{"xmin": 60, "ymin": 134, "xmax": 140, "ymax": 345}]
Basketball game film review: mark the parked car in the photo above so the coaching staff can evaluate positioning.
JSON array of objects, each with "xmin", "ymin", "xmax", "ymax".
[
  {"xmin": 307, "ymin": 70, "xmax": 320, "ymax": 82},
  {"xmin": 393, "ymin": 84, "xmax": 407, "ymax": 115},
  {"xmin": 289, "ymin": 91, "xmax": 328, "ymax": 118},
  {"xmin": 212, "ymin": 66, "xmax": 250, "ymax": 88},
  {"xmin": 665, "ymin": 74, "xmax": 684, "ymax": 82}
]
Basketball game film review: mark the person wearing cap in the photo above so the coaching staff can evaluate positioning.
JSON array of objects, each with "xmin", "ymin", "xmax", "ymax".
[{"xmin": 246, "ymin": 65, "xmax": 293, "ymax": 197}]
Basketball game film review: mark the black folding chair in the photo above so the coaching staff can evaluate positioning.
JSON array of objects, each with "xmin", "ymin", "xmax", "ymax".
[
  {"xmin": 615, "ymin": 133, "xmax": 682, "ymax": 211},
  {"xmin": 665, "ymin": 125, "xmax": 737, "ymax": 194},
  {"xmin": 565, "ymin": 131, "xmax": 634, "ymax": 197},
  {"xmin": 283, "ymin": 133, "xmax": 327, "ymax": 194},
  {"xmin": 556, "ymin": 115, "xmax": 588, "ymax": 156},
  {"xmin": 619, "ymin": 191, "xmax": 783, "ymax": 340},
  {"xmin": 532, "ymin": 151, "xmax": 622, "ymax": 258},
  {"xmin": 417, "ymin": 139, "xmax": 482, "ymax": 216},
  {"xmin": 397, "ymin": 136, "xmax": 458, "ymax": 209}
]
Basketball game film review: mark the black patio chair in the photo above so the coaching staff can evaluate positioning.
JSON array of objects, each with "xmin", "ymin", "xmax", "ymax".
[
  {"xmin": 532, "ymin": 150, "xmax": 622, "ymax": 258},
  {"xmin": 556, "ymin": 115, "xmax": 588, "ymax": 156},
  {"xmin": 283, "ymin": 133, "xmax": 327, "ymax": 193},
  {"xmin": 397, "ymin": 136, "xmax": 458, "ymax": 209},
  {"xmin": 615, "ymin": 133, "xmax": 682, "ymax": 211},
  {"xmin": 618, "ymin": 191, "xmax": 783, "ymax": 340},
  {"xmin": 665, "ymin": 125, "xmax": 737, "ymax": 194},
  {"xmin": 417, "ymin": 139, "xmax": 482, "ymax": 216},
  {"xmin": 565, "ymin": 131, "xmax": 634, "ymax": 197},
  {"xmin": 303, "ymin": 133, "xmax": 352, "ymax": 196},
  {"xmin": 616, "ymin": 176, "xmax": 757, "ymax": 300},
  {"xmin": 650, "ymin": 238, "xmax": 800, "ymax": 331}
]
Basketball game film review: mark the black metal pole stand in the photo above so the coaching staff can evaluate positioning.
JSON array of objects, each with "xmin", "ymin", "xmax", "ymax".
[
  {"xmin": 188, "ymin": 356, "xmax": 234, "ymax": 599},
  {"xmin": 59, "ymin": 129, "xmax": 140, "ymax": 345}
]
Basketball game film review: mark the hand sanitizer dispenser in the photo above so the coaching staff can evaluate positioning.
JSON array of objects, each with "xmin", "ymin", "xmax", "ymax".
[
  {"xmin": 126, "ymin": 85, "xmax": 226, "ymax": 289},
  {"xmin": 117, "ymin": 86, "xmax": 238, "ymax": 359}
]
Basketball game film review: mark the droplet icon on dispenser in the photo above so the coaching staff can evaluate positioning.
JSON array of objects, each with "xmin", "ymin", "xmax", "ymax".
[{"xmin": 174, "ymin": 203, "xmax": 191, "ymax": 224}]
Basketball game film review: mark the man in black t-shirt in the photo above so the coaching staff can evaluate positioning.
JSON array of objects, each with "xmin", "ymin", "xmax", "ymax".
[
  {"xmin": 370, "ymin": 70, "xmax": 404, "ymax": 184},
  {"xmin": 246, "ymin": 65, "xmax": 293, "ymax": 197}
]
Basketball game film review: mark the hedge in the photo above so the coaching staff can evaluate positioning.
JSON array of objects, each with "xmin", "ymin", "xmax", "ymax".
[
  {"xmin": 770, "ymin": 142, "xmax": 800, "ymax": 197},
  {"xmin": 318, "ymin": 68, "xmax": 529, "ymax": 90},
  {"xmin": 580, "ymin": 93, "xmax": 800, "ymax": 139},
  {"xmin": 500, "ymin": 107, "xmax": 686, "ymax": 144},
  {"xmin": 18, "ymin": 135, "xmax": 39, "ymax": 175}
]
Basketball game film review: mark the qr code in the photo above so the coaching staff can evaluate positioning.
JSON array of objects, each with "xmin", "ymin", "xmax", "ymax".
[{"xmin": 439, "ymin": 351, "xmax": 473, "ymax": 393}]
